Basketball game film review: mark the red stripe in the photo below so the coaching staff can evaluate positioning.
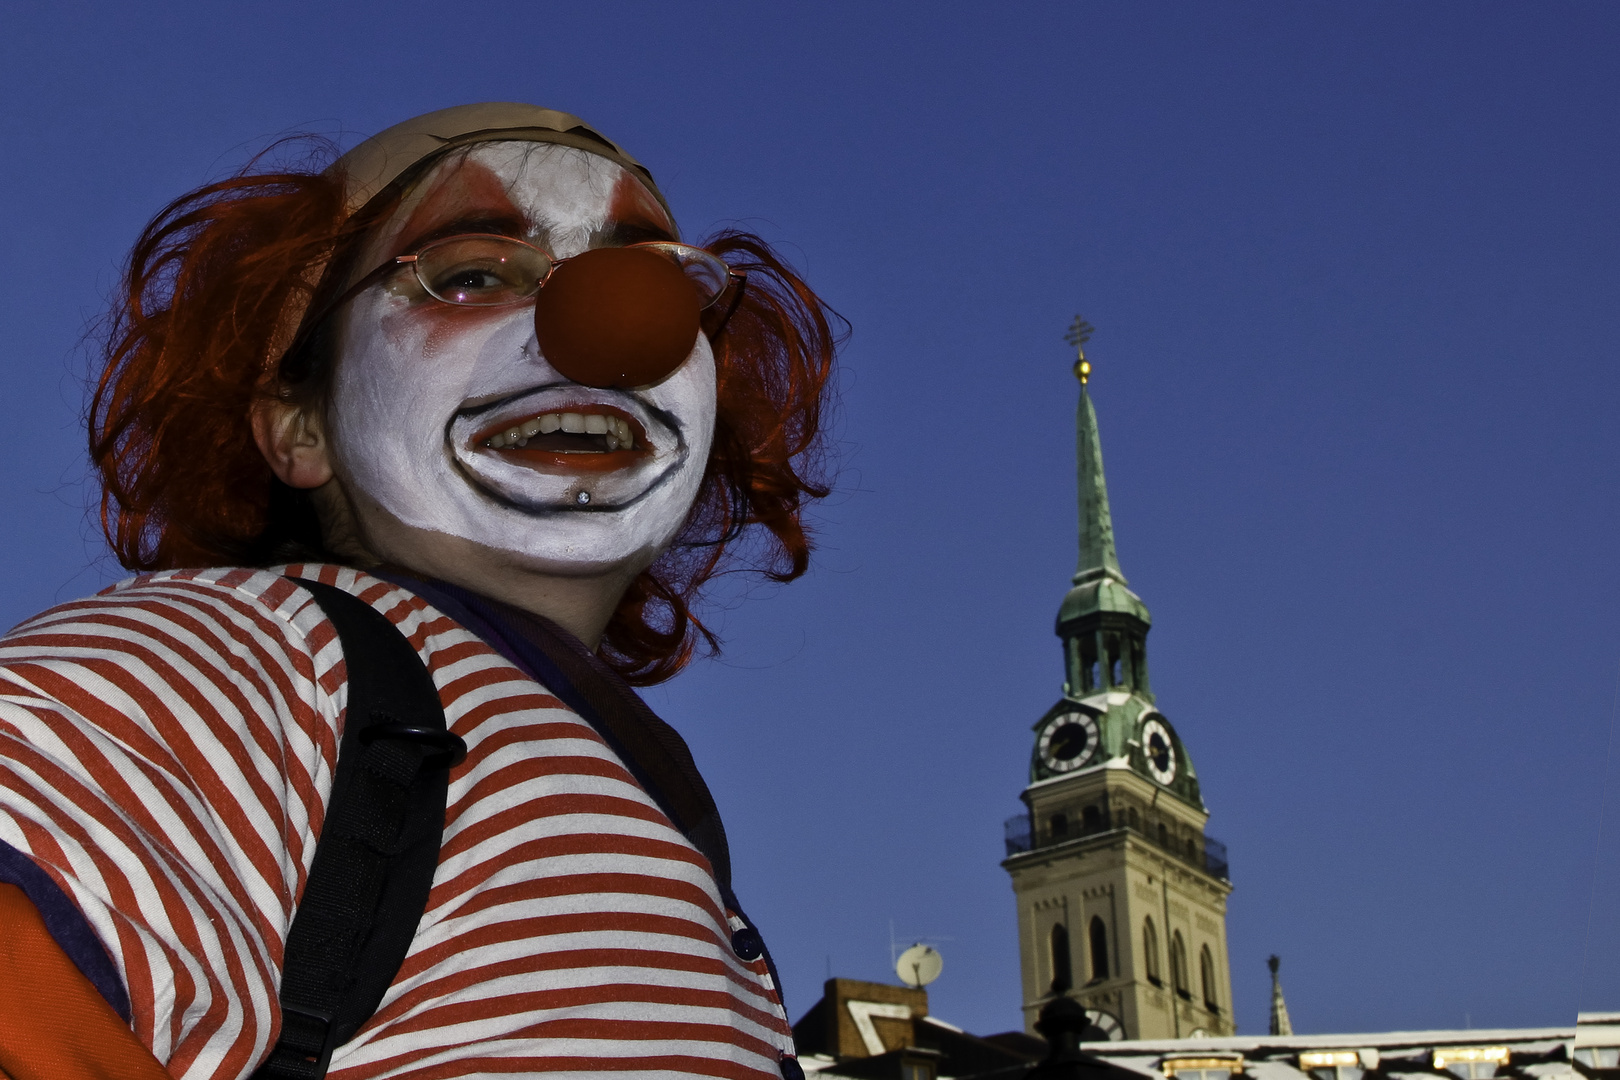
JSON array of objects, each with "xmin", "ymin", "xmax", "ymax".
[
  {"xmin": 336, "ymin": 1019, "xmax": 784, "ymax": 1080},
  {"xmin": 441, "ymin": 792, "xmax": 671, "ymax": 862},
  {"xmin": 432, "ymin": 832, "xmax": 713, "ymax": 908},
  {"xmin": 443, "ymin": 759, "xmax": 650, "ymax": 840},
  {"xmin": 376, "ymin": 982, "xmax": 787, "ymax": 1044},
  {"xmin": 379, "ymin": 944, "xmax": 784, "ymax": 1029}
]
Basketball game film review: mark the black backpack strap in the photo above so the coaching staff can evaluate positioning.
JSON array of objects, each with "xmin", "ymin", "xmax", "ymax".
[{"xmin": 252, "ymin": 580, "xmax": 466, "ymax": 1080}]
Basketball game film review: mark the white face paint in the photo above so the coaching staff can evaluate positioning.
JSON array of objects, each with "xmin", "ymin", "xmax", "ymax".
[{"xmin": 325, "ymin": 142, "xmax": 715, "ymax": 575}]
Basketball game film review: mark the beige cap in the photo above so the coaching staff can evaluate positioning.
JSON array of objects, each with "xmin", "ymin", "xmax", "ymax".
[{"xmin": 332, "ymin": 102, "xmax": 676, "ymax": 233}]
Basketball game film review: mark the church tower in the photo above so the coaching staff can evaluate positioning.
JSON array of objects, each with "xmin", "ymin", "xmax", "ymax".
[{"xmin": 1002, "ymin": 332, "xmax": 1235, "ymax": 1041}]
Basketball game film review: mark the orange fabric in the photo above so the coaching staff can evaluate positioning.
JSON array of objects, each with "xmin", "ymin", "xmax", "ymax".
[{"xmin": 0, "ymin": 884, "xmax": 169, "ymax": 1079}]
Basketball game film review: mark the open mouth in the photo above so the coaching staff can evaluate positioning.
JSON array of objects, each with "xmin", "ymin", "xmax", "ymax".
[
  {"xmin": 470, "ymin": 404, "xmax": 651, "ymax": 474},
  {"xmin": 478, "ymin": 407, "xmax": 642, "ymax": 452}
]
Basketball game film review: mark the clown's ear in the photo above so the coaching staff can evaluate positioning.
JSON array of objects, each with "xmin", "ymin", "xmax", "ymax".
[{"xmin": 251, "ymin": 397, "xmax": 334, "ymax": 491}]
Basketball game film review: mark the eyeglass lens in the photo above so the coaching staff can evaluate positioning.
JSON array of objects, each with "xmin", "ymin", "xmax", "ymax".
[{"xmin": 415, "ymin": 236, "xmax": 551, "ymax": 306}]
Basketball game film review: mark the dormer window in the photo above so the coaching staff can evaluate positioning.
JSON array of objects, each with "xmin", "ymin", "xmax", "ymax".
[
  {"xmin": 1299, "ymin": 1051, "xmax": 1364, "ymax": 1080},
  {"xmin": 1161, "ymin": 1056, "xmax": 1243, "ymax": 1080},
  {"xmin": 1433, "ymin": 1047, "xmax": 1509, "ymax": 1080}
]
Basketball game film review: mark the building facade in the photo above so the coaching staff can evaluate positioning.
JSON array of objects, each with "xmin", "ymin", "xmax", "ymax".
[{"xmin": 1001, "ymin": 365, "xmax": 1235, "ymax": 1041}]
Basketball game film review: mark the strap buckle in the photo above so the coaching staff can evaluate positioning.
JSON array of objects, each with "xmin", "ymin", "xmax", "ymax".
[
  {"xmin": 359, "ymin": 722, "xmax": 468, "ymax": 768},
  {"xmin": 258, "ymin": 1004, "xmax": 338, "ymax": 1078}
]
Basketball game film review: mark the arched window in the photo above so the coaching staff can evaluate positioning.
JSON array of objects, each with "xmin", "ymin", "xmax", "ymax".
[
  {"xmin": 1127, "ymin": 807, "xmax": 1140, "ymax": 830},
  {"xmin": 1050, "ymin": 813, "xmax": 1068, "ymax": 839},
  {"xmin": 1200, "ymin": 944, "xmax": 1219, "ymax": 1012},
  {"xmin": 1082, "ymin": 805, "xmax": 1102, "ymax": 833},
  {"xmin": 1170, "ymin": 930, "xmax": 1189, "ymax": 997},
  {"xmin": 1088, "ymin": 916, "xmax": 1109, "ymax": 981},
  {"xmin": 1158, "ymin": 822, "xmax": 1169, "ymax": 848},
  {"xmin": 1142, "ymin": 917, "xmax": 1161, "ymax": 984},
  {"xmin": 1050, "ymin": 923, "xmax": 1073, "ymax": 993}
]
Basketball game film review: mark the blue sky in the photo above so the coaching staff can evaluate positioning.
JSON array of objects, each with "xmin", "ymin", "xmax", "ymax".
[{"xmin": 1, "ymin": 1, "xmax": 1615, "ymax": 1038}]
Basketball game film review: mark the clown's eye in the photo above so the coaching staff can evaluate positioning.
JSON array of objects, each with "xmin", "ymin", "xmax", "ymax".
[
  {"xmin": 433, "ymin": 265, "xmax": 511, "ymax": 298},
  {"xmin": 412, "ymin": 235, "xmax": 551, "ymax": 306}
]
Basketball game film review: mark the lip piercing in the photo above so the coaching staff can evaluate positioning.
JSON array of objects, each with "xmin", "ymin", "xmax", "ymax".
[{"xmin": 575, "ymin": 491, "xmax": 591, "ymax": 505}]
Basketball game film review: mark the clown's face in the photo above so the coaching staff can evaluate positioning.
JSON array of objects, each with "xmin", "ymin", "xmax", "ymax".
[{"xmin": 325, "ymin": 142, "xmax": 715, "ymax": 578}]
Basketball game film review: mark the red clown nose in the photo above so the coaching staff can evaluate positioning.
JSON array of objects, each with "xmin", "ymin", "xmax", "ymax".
[{"xmin": 533, "ymin": 247, "xmax": 700, "ymax": 389}]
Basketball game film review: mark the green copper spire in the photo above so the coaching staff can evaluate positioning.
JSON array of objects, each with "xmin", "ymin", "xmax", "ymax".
[
  {"xmin": 1057, "ymin": 321, "xmax": 1151, "ymax": 628},
  {"xmin": 1074, "ymin": 381, "xmax": 1126, "ymax": 587}
]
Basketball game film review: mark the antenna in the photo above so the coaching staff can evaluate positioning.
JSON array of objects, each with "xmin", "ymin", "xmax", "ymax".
[
  {"xmin": 1064, "ymin": 315, "xmax": 1095, "ymax": 383},
  {"xmin": 895, "ymin": 943, "xmax": 944, "ymax": 989}
]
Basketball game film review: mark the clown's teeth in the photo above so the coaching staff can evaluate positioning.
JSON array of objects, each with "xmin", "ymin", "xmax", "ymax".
[{"xmin": 484, "ymin": 411, "xmax": 637, "ymax": 450}]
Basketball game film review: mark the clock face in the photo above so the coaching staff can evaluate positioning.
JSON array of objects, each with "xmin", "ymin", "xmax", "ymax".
[
  {"xmin": 1139, "ymin": 717, "xmax": 1177, "ymax": 785},
  {"xmin": 1039, "ymin": 712, "xmax": 1100, "ymax": 773},
  {"xmin": 1083, "ymin": 1008, "xmax": 1125, "ymax": 1041}
]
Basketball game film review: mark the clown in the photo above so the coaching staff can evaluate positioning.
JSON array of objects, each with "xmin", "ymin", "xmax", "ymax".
[{"xmin": 0, "ymin": 105, "xmax": 838, "ymax": 1078}]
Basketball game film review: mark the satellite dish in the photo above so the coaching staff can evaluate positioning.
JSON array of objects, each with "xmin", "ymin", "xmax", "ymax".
[{"xmin": 896, "ymin": 944, "xmax": 944, "ymax": 988}]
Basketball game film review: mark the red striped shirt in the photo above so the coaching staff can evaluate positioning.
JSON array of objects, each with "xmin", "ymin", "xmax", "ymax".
[{"xmin": 0, "ymin": 565, "xmax": 794, "ymax": 1078}]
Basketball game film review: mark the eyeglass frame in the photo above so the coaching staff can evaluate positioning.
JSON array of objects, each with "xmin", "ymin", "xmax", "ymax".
[{"xmin": 277, "ymin": 233, "xmax": 748, "ymax": 380}]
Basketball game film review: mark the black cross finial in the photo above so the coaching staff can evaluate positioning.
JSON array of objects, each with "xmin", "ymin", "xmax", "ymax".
[{"xmin": 1064, "ymin": 316, "xmax": 1095, "ymax": 383}]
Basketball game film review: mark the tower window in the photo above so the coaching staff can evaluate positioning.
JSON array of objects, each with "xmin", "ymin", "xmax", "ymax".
[
  {"xmin": 1158, "ymin": 823, "xmax": 1169, "ymax": 848},
  {"xmin": 1186, "ymin": 837, "xmax": 1199, "ymax": 861},
  {"xmin": 1143, "ymin": 917, "xmax": 1161, "ymax": 985},
  {"xmin": 1051, "ymin": 924, "xmax": 1073, "ymax": 993},
  {"xmin": 1200, "ymin": 944, "xmax": 1219, "ymax": 1013},
  {"xmin": 1170, "ymin": 931, "xmax": 1189, "ymax": 998},
  {"xmin": 1089, "ymin": 916, "xmax": 1110, "ymax": 981},
  {"xmin": 1082, "ymin": 805, "xmax": 1102, "ymax": 833},
  {"xmin": 1050, "ymin": 813, "xmax": 1068, "ymax": 839},
  {"xmin": 1080, "ymin": 637, "xmax": 1100, "ymax": 692}
]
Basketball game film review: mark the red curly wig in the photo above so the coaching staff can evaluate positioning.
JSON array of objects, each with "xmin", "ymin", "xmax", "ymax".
[{"xmin": 89, "ymin": 141, "xmax": 842, "ymax": 684}]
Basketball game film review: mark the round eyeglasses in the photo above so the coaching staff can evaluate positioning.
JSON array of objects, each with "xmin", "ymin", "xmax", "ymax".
[
  {"xmin": 279, "ymin": 234, "xmax": 742, "ymax": 389},
  {"xmin": 383, "ymin": 233, "xmax": 734, "ymax": 309}
]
